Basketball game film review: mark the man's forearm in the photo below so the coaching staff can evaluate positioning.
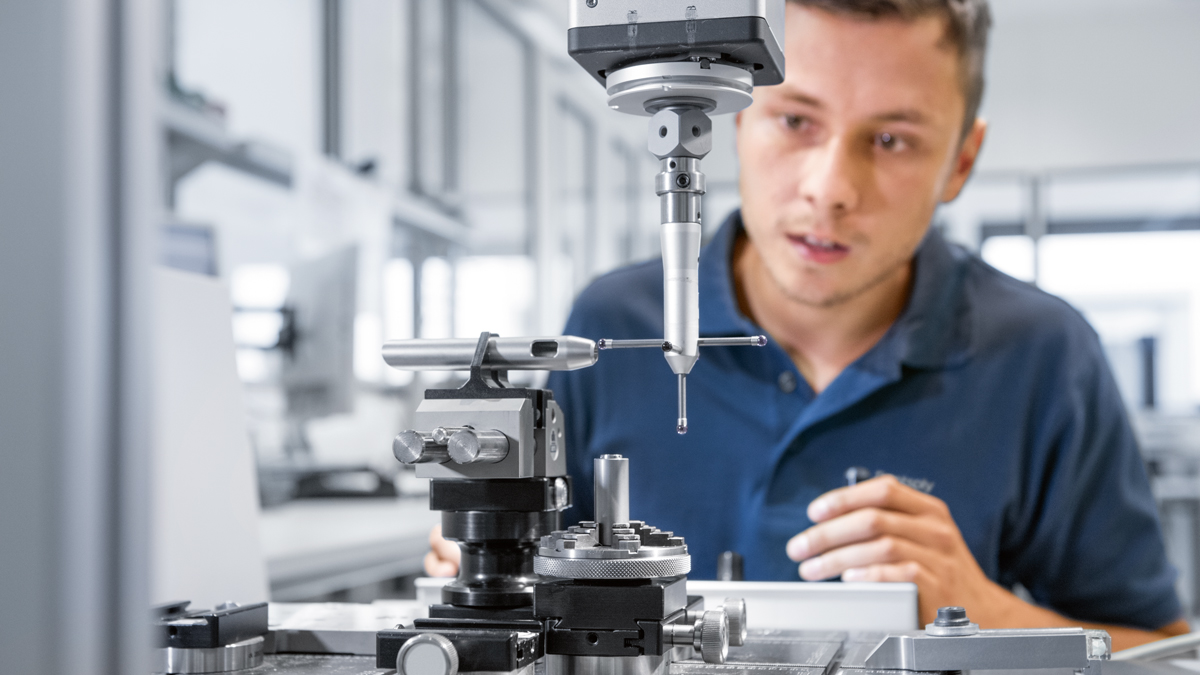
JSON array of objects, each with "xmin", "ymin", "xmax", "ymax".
[{"xmin": 986, "ymin": 587, "xmax": 1190, "ymax": 652}]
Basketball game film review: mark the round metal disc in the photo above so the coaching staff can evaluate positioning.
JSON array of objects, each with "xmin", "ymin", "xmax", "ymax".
[
  {"xmin": 152, "ymin": 636, "xmax": 264, "ymax": 674},
  {"xmin": 606, "ymin": 62, "xmax": 754, "ymax": 116},
  {"xmin": 398, "ymin": 634, "xmax": 460, "ymax": 675},
  {"xmin": 534, "ymin": 553, "xmax": 691, "ymax": 579}
]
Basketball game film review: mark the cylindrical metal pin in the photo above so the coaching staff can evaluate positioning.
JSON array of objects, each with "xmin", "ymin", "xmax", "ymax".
[
  {"xmin": 393, "ymin": 431, "xmax": 450, "ymax": 465},
  {"xmin": 594, "ymin": 454, "xmax": 630, "ymax": 547},
  {"xmin": 447, "ymin": 428, "xmax": 509, "ymax": 465},
  {"xmin": 677, "ymin": 373, "xmax": 688, "ymax": 435}
]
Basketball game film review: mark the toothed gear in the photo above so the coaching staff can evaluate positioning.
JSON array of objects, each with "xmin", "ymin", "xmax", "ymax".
[
  {"xmin": 534, "ymin": 520, "xmax": 691, "ymax": 579},
  {"xmin": 699, "ymin": 609, "xmax": 729, "ymax": 664}
]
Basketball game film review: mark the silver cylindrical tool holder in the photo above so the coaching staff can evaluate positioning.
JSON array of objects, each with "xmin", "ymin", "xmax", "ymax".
[
  {"xmin": 594, "ymin": 454, "xmax": 630, "ymax": 547},
  {"xmin": 661, "ymin": 220, "xmax": 701, "ymax": 377},
  {"xmin": 657, "ymin": 158, "xmax": 705, "ymax": 223},
  {"xmin": 382, "ymin": 336, "xmax": 598, "ymax": 371},
  {"xmin": 394, "ymin": 431, "xmax": 450, "ymax": 465},
  {"xmin": 447, "ymin": 429, "xmax": 510, "ymax": 465}
]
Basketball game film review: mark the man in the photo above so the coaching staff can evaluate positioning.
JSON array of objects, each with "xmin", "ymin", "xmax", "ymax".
[{"xmin": 427, "ymin": 0, "xmax": 1188, "ymax": 648}]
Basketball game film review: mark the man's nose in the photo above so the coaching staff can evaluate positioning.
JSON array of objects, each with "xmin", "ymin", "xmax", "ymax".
[{"xmin": 798, "ymin": 137, "xmax": 861, "ymax": 216}]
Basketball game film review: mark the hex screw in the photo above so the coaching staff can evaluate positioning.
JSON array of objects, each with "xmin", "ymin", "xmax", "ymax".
[{"xmin": 935, "ymin": 606, "xmax": 970, "ymax": 627}]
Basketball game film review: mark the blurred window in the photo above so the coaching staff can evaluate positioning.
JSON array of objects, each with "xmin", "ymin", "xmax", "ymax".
[
  {"xmin": 420, "ymin": 257, "xmax": 454, "ymax": 339},
  {"xmin": 455, "ymin": 256, "xmax": 536, "ymax": 339},
  {"xmin": 459, "ymin": 3, "xmax": 530, "ymax": 254},
  {"xmin": 341, "ymin": 0, "xmax": 408, "ymax": 187},
  {"xmin": 980, "ymin": 235, "xmax": 1036, "ymax": 283},
  {"xmin": 1038, "ymin": 231, "xmax": 1200, "ymax": 412}
]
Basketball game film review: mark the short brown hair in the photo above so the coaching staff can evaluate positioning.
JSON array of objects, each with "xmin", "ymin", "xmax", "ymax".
[{"xmin": 789, "ymin": 0, "xmax": 992, "ymax": 139}]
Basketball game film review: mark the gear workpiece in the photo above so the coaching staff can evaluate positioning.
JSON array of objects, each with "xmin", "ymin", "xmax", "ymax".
[{"xmin": 151, "ymin": 2, "xmax": 1183, "ymax": 674}]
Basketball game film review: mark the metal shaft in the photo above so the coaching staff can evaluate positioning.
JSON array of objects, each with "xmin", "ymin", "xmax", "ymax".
[
  {"xmin": 383, "ymin": 336, "xmax": 598, "ymax": 371},
  {"xmin": 594, "ymin": 454, "xmax": 629, "ymax": 547},
  {"xmin": 677, "ymin": 374, "xmax": 687, "ymax": 435},
  {"xmin": 660, "ymin": 218, "xmax": 702, "ymax": 379}
]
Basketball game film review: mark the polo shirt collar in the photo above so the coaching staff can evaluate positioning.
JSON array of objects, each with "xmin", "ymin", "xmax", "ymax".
[{"xmin": 698, "ymin": 211, "xmax": 973, "ymax": 373}]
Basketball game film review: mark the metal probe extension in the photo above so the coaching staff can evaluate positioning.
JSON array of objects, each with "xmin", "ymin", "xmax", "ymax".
[{"xmin": 599, "ymin": 335, "xmax": 768, "ymax": 433}]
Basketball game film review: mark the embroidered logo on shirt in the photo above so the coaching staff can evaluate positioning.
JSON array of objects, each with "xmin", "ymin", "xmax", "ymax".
[{"xmin": 879, "ymin": 470, "xmax": 935, "ymax": 494}]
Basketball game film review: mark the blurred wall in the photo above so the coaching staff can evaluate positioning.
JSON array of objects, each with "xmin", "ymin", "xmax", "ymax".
[{"xmin": 979, "ymin": 0, "xmax": 1200, "ymax": 172}]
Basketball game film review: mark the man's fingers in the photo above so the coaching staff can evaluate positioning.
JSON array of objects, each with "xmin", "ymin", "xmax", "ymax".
[
  {"xmin": 808, "ymin": 476, "xmax": 947, "ymax": 522},
  {"xmin": 424, "ymin": 551, "xmax": 459, "ymax": 578},
  {"xmin": 429, "ymin": 524, "xmax": 461, "ymax": 564},
  {"xmin": 432, "ymin": 535, "xmax": 461, "ymax": 563},
  {"xmin": 840, "ymin": 562, "xmax": 923, "ymax": 583},
  {"xmin": 789, "ymin": 508, "xmax": 895, "ymax": 560},
  {"xmin": 798, "ymin": 536, "xmax": 925, "ymax": 581},
  {"xmin": 788, "ymin": 507, "xmax": 955, "ymax": 561}
]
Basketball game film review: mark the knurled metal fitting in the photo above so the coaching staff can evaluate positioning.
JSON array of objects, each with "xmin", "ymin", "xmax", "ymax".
[{"xmin": 698, "ymin": 609, "xmax": 729, "ymax": 664}]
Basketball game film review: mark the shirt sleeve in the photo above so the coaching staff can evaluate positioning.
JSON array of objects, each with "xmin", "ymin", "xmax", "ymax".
[{"xmin": 1004, "ymin": 317, "xmax": 1181, "ymax": 630}]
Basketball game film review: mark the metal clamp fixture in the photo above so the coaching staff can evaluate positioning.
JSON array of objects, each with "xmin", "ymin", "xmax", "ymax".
[
  {"xmin": 535, "ymin": 455, "xmax": 691, "ymax": 579},
  {"xmin": 860, "ymin": 607, "xmax": 1111, "ymax": 674},
  {"xmin": 151, "ymin": 601, "xmax": 269, "ymax": 675}
]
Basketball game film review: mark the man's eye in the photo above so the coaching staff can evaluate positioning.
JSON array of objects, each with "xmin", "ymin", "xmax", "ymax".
[
  {"xmin": 782, "ymin": 114, "xmax": 810, "ymax": 131},
  {"xmin": 874, "ymin": 132, "xmax": 907, "ymax": 152}
]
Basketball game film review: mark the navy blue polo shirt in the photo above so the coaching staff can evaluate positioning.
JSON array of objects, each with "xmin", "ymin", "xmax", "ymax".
[{"xmin": 548, "ymin": 211, "xmax": 1181, "ymax": 630}]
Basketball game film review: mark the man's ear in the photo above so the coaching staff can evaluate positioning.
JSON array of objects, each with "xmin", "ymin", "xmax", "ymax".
[{"xmin": 940, "ymin": 118, "xmax": 988, "ymax": 203}]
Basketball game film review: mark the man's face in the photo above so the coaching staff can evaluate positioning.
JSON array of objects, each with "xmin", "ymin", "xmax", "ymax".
[{"xmin": 736, "ymin": 5, "xmax": 985, "ymax": 307}]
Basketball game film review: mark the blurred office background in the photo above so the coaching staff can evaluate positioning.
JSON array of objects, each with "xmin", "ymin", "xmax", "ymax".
[{"xmin": 4, "ymin": 1, "xmax": 1200, "ymax": 669}]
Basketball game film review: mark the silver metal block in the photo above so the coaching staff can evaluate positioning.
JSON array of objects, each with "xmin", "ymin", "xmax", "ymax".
[
  {"xmin": 412, "ymin": 399, "xmax": 539, "ymax": 479},
  {"xmin": 857, "ymin": 628, "xmax": 1110, "ymax": 672},
  {"xmin": 567, "ymin": 0, "xmax": 785, "ymax": 62}
]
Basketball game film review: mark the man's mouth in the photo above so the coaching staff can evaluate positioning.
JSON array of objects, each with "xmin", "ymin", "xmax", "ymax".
[{"xmin": 787, "ymin": 233, "xmax": 850, "ymax": 264}]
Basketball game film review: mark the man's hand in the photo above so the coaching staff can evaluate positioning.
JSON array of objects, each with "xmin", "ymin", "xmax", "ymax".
[
  {"xmin": 424, "ymin": 524, "xmax": 461, "ymax": 577},
  {"xmin": 787, "ymin": 475, "xmax": 1007, "ymax": 622},
  {"xmin": 786, "ymin": 475, "xmax": 1190, "ymax": 650}
]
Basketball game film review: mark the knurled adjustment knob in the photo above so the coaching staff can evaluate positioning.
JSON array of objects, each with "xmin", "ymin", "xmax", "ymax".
[
  {"xmin": 397, "ymin": 633, "xmax": 459, "ymax": 675},
  {"xmin": 697, "ymin": 609, "xmax": 729, "ymax": 664},
  {"xmin": 723, "ymin": 598, "xmax": 747, "ymax": 647}
]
